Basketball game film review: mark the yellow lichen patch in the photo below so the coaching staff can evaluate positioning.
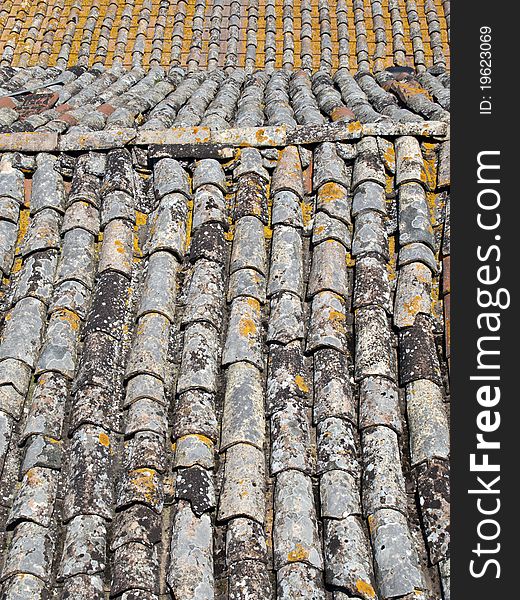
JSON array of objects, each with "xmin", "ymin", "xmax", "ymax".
[
  {"xmin": 386, "ymin": 236, "xmax": 397, "ymax": 281},
  {"xmin": 385, "ymin": 174, "xmax": 395, "ymax": 196},
  {"xmin": 287, "ymin": 543, "xmax": 309, "ymax": 562},
  {"xmin": 133, "ymin": 233, "xmax": 143, "ymax": 258},
  {"xmin": 57, "ymin": 308, "xmax": 81, "ymax": 331},
  {"xmin": 301, "ymin": 201, "xmax": 313, "ymax": 227},
  {"xmin": 98, "ymin": 433, "xmax": 110, "ymax": 447},
  {"xmin": 295, "ymin": 375, "xmax": 309, "ymax": 393},
  {"xmin": 426, "ymin": 191, "xmax": 441, "ymax": 227},
  {"xmin": 178, "ymin": 433, "xmax": 214, "ymax": 448},
  {"xmin": 26, "ymin": 467, "xmax": 42, "ymax": 486},
  {"xmin": 367, "ymin": 514, "xmax": 375, "ymax": 532},
  {"xmin": 14, "ymin": 207, "xmax": 30, "ymax": 251},
  {"xmin": 356, "ymin": 579, "xmax": 376, "ymax": 599},
  {"xmin": 184, "ymin": 198, "xmax": 194, "ymax": 251},
  {"xmin": 10, "ymin": 257, "xmax": 23, "ymax": 275},
  {"xmin": 246, "ymin": 297, "xmax": 260, "ymax": 311},
  {"xmin": 264, "ymin": 225, "xmax": 272, "ymax": 239},
  {"xmin": 319, "ymin": 181, "xmax": 346, "ymax": 203},
  {"xmin": 135, "ymin": 211, "xmax": 148, "ymax": 227},
  {"xmin": 130, "ymin": 468, "xmax": 159, "ymax": 504},
  {"xmin": 383, "ymin": 146, "xmax": 396, "ymax": 168},
  {"xmin": 345, "ymin": 252, "xmax": 356, "ymax": 268},
  {"xmin": 403, "ymin": 295, "xmax": 425, "ymax": 319},
  {"xmin": 114, "ymin": 239, "xmax": 126, "ymax": 254},
  {"xmin": 329, "ymin": 309, "xmax": 346, "ymax": 323},
  {"xmin": 224, "ymin": 226, "xmax": 235, "ymax": 242}
]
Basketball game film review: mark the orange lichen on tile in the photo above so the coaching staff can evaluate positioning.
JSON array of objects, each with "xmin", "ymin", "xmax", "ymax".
[{"xmin": 0, "ymin": 1, "xmax": 449, "ymax": 70}]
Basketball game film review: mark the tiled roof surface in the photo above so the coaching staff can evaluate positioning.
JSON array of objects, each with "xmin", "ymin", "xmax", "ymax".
[
  {"xmin": 1, "ymin": 0, "xmax": 450, "ymax": 72},
  {"xmin": 0, "ymin": 2, "xmax": 450, "ymax": 600}
]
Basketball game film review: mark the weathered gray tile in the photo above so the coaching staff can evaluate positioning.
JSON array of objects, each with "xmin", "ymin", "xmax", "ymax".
[
  {"xmin": 226, "ymin": 517, "xmax": 268, "ymax": 565},
  {"xmin": 267, "ymin": 292, "xmax": 304, "ymax": 344},
  {"xmin": 355, "ymin": 305, "xmax": 395, "ymax": 381},
  {"xmin": 1, "ymin": 521, "xmax": 53, "ymax": 581},
  {"xmin": 117, "ymin": 467, "xmax": 163, "ymax": 513},
  {"xmin": 218, "ymin": 443, "xmax": 266, "ymax": 524},
  {"xmin": 352, "ymin": 181, "xmax": 386, "ymax": 217},
  {"xmin": 312, "ymin": 211, "xmax": 351, "ymax": 248},
  {"xmin": 177, "ymin": 321, "xmax": 219, "ymax": 394},
  {"xmin": 126, "ymin": 313, "xmax": 171, "ymax": 383},
  {"xmin": 313, "ymin": 348, "xmax": 356, "ymax": 425},
  {"xmin": 271, "ymin": 401, "xmax": 313, "ymax": 475},
  {"xmin": 307, "ymin": 291, "xmax": 348, "ymax": 353},
  {"xmin": 267, "ymin": 225, "xmax": 304, "ymax": 298},
  {"xmin": 398, "ymin": 314, "xmax": 441, "ymax": 385},
  {"xmin": 362, "ymin": 426, "xmax": 407, "ymax": 516},
  {"xmin": 12, "ymin": 250, "xmax": 58, "ymax": 305},
  {"xmin": 7, "ymin": 467, "xmax": 58, "ymax": 529},
  {"xmin": 316, "ymin": 181, "xmax": 352, "ymax": 226},
  {"xmin": 174, "ymin": 434, "xmax": 214, "ymax": 470},
  {"xmin": 55, "ymin": 228, "xmax": 96, "ymax": 289},
  {"xmin": 273, "ymin": 469, "xmax": 323, "ymax": 569},
  {"xmin": 228, "ymin": 268, "xmax": 266, "ymax": 304},
  {"xmin": 395, "ymin": 136, "xmax": 426, "ymax": 187},
  {"xmin": 221, "ymin": 361, "xmax": 265, "ymax": 452},
  {"xmin": 59, "ymin": 514, "xmax": 107, "ymax": 579},
  {"xmin": 168, "ymin": 503, "xmax": 214, "ymax": 600},
  {"xmin": 308, "ymin": 240, "xmax": 349, "ymax": 299},
  {"xmin": 398, "ymin": 182, "xmax": 434, "ymax": 249},
  {"xmin": 35, "ymin": 309, "xmax": 80, "ymax": 379},
  {"xmin": 62, "ymin": 425, "xmax": 114, "ymax": 522},
  {"xmin": 230, "ymin": 216, "xmax": 267, "ymax": 276},
  {"xmin": 174, "ymin": 390, "xmax": 218, "ymax": 441},
  {"xmin": 313, "ymin": 142, "xmax": 350, "ymax": 191},
  {"xmin": 110, "ymin": 503, "xmax": 161, "ymax": 552},
  {"xmin": 368, "ymin": 508, "xmax": 423, "ymax": 599},
  {"xmin": 0, "ymin": 297, "xmax": 46, "ymax": 369},
  {"xmin": 111, "ymin": 541, "xmax": 159, "ymax": 596},
  {"xmin": 222, "ymin": 297, "xmax": 263, "ymax": 369},
  {"xmin": 324, "ymin": 516, "xmax": 377, "ymax": 599},
  {"xmin": 317, "ymin": 417, "xmax": 359, "ymax": 477},
  {"xmin": 277, "ymin": 563, "xmax": 325, "ymax": 600},
  {"xmin": 359, "ymin": 376, "xmax": 401, "ymax": 434},
  {"xmin": 394, "ymin": 261, "xmax": 432, "ymax": 328},
  {"xmin": 416, "ymin": 459, "xmax": 450, "ymax": 565},
  {"xmin": 228, "ymin": 559, "xmax": 272, "ymax": 600},
  {"xmin": 21, "ymin": 208, "xmax": 61, "ymax": 257},
  {"xmin": 272, "ymin": 190, "xmax": 304, "ymax": 229},
  {"xmin": 406, "ymin": 379, "xmax": 449, "ymax": 465},
  {"xmin": 182, "ymin": 259, "xmax": 224, "ymax": 330},
  {"xmin": 352, "ymin": 137, "xmax": 386, "ymax": 190},
  {"xmin": 153, "ymin": 158, "xmax": 190, "ymax": 200},
  {"xmin": 352, "ymin": 211, "xmax": 388, "ymax": 259},
  {"xmin": 146, "ymin": 192, "xmax": 188, "ymax": 260},
  {"xmin": 320, "ymin": 469, "xmax": 361, "ymax": 519}
]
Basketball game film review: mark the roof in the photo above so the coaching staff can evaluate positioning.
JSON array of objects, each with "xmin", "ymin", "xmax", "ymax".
[
  {"xmin": 0, "ymin": 2, "xmax": 450, "ymax": 600},
  {"xmin": 0, "ymin": 0, "xmax": 450, "ymax": 72}
]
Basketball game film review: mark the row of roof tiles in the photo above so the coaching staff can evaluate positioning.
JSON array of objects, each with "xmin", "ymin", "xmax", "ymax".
[
  {"xmin": 0, "ymin": 64, "xmax": 449, "ymax": 136},
  {"xmin": 0, "ymin": 0, "xmax": 450, "ymax": 72}
]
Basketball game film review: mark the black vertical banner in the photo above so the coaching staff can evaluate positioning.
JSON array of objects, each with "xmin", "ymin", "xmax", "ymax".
[{"xmin": 452, "ymin": 2, "xmax": 516, "ymax": 598}]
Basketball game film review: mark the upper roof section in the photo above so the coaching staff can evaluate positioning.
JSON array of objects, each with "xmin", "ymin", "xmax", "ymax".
[{"xmin": 0, "ymin": 0, "xmax": 450, "ymax": 74}]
